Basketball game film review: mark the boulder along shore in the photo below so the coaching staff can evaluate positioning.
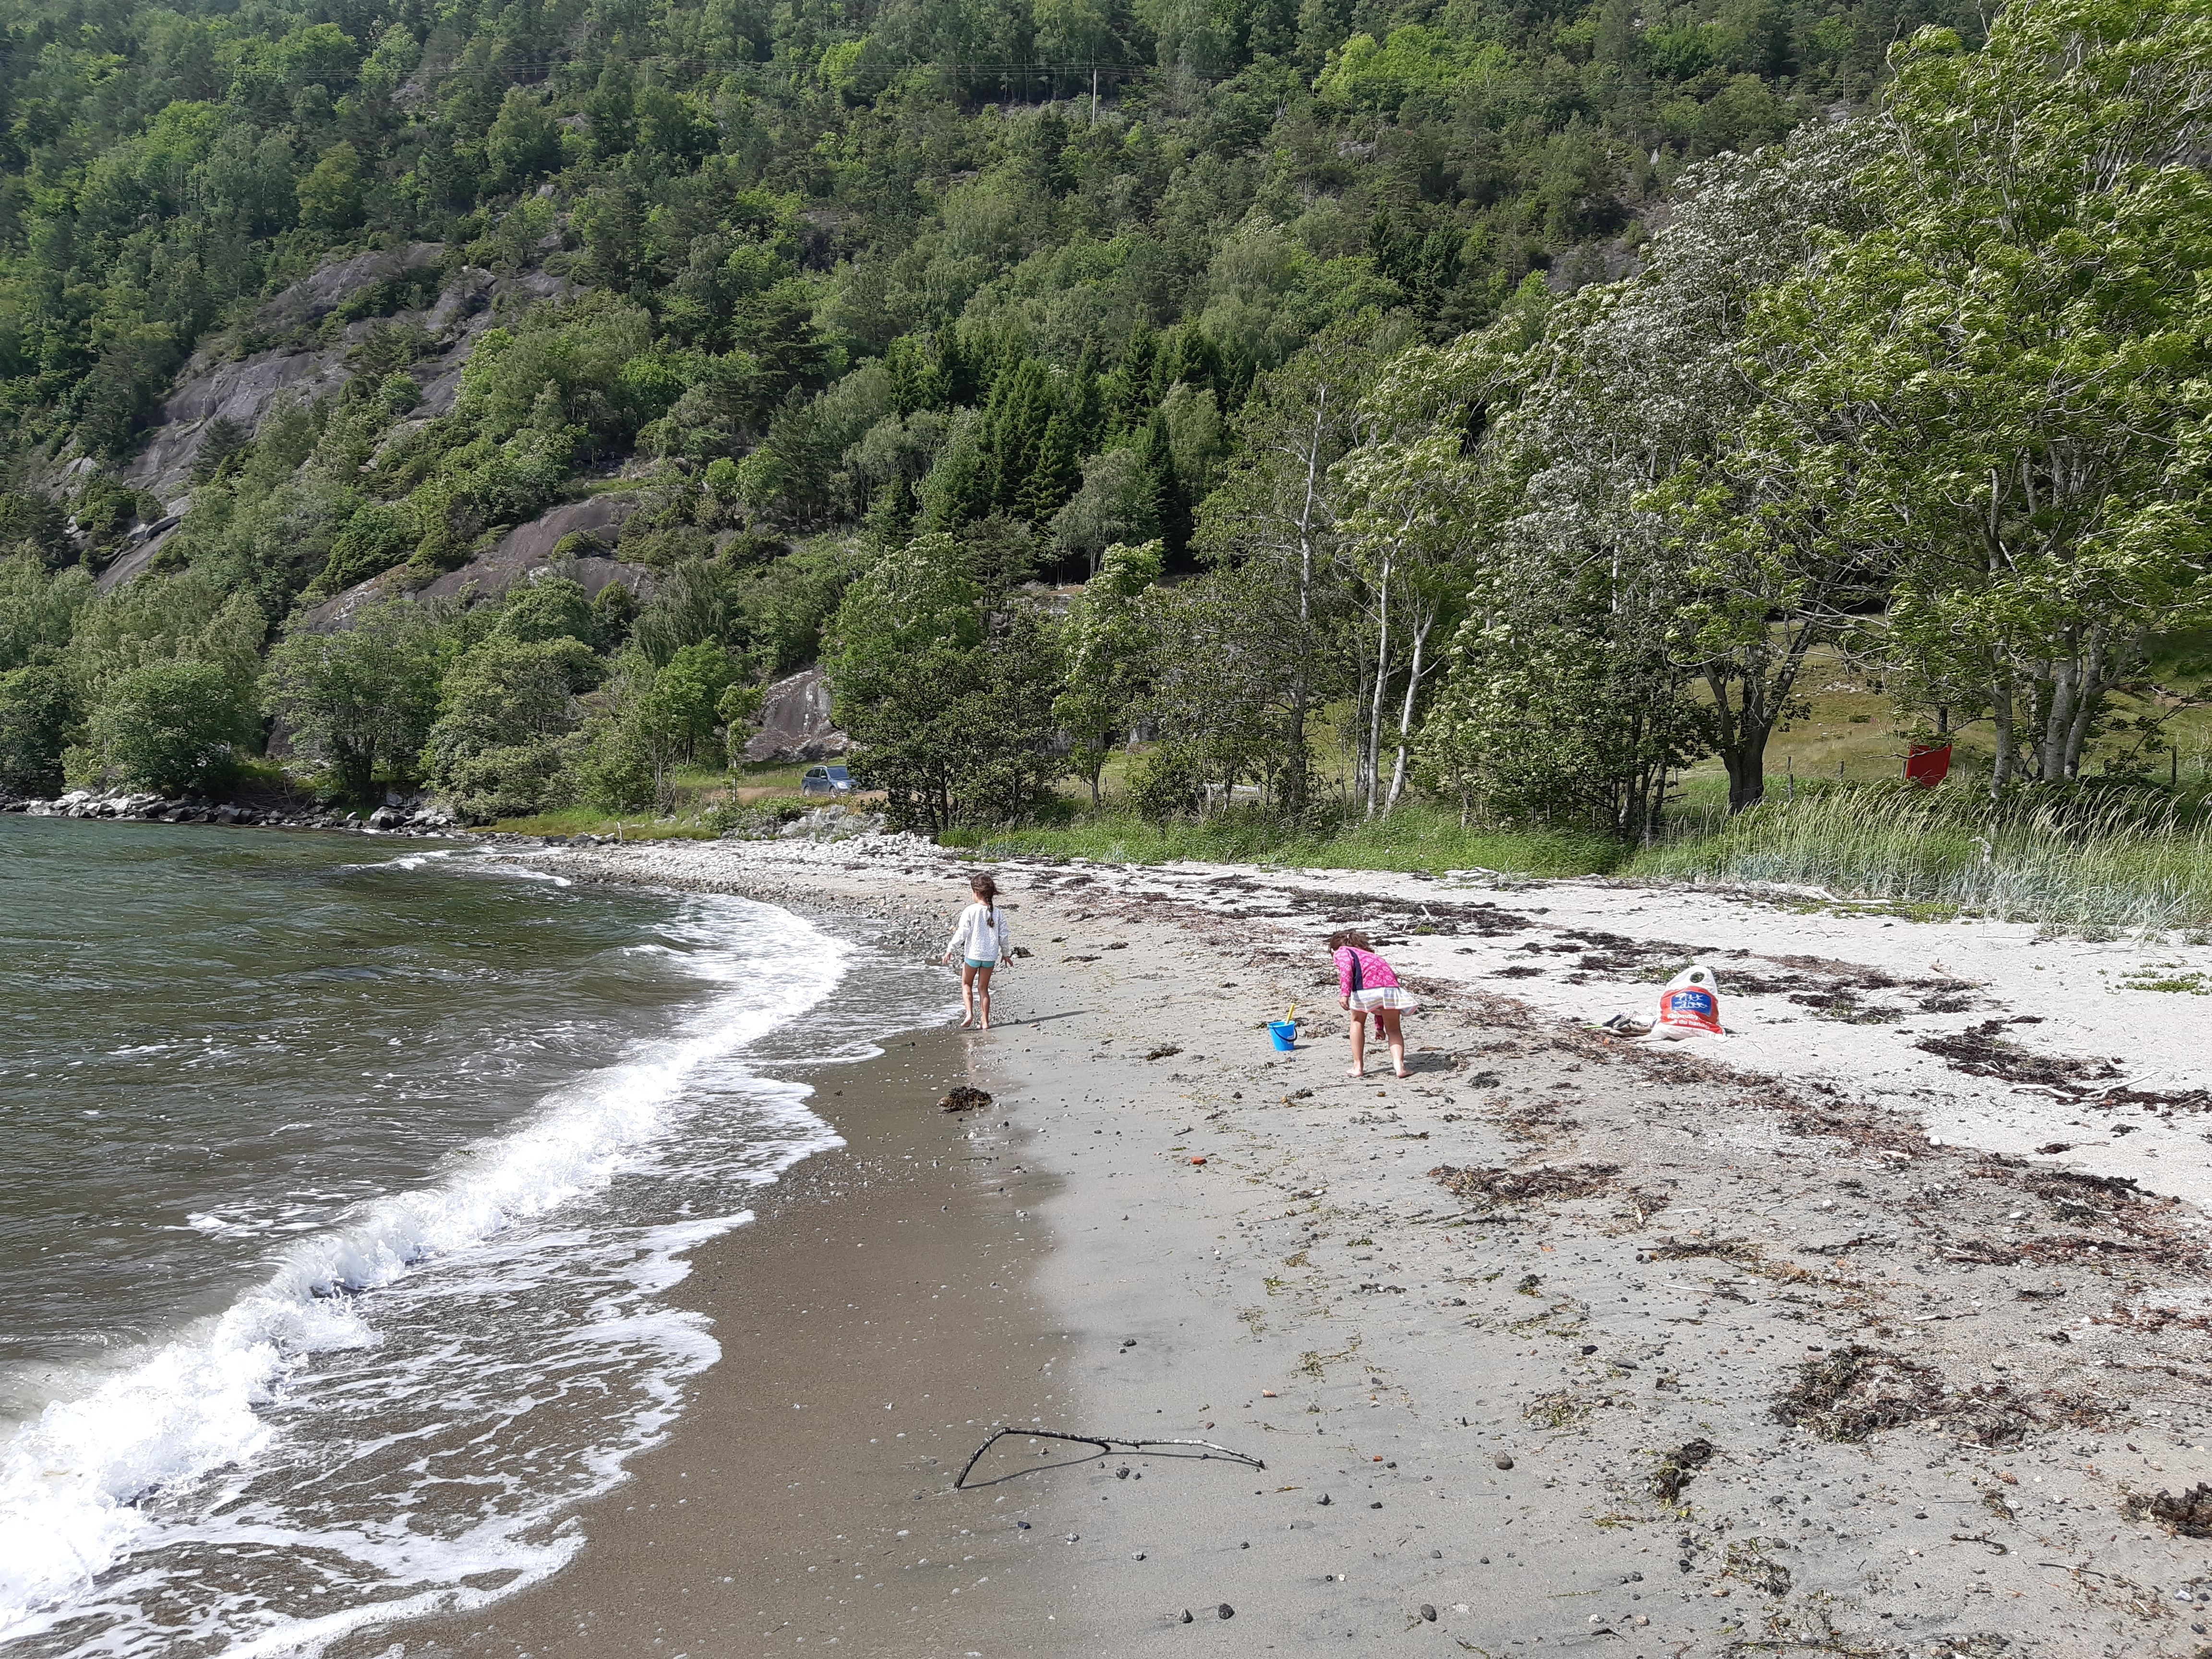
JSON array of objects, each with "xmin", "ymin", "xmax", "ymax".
[{"xmin": 397, "ymin": 833, "xmax": 2212, "ymax": 1657}]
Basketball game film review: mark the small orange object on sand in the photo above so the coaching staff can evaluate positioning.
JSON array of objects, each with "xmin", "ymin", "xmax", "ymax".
[
  {"xmin": 1190, "ymin": 1156, "xmax": 1207, "ymax": 1165},
  {"xmin": 1261, "ymin": 1390, "xmax": 1277, "ymax": 1397}
]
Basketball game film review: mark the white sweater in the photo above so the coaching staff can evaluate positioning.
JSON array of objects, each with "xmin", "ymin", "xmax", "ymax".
[{"xmin": 944, "ymin": 901, "xmax": 1011, "ymax": 963}]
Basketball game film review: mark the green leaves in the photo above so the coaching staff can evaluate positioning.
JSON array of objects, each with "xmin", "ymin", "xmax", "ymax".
[
  {"xmin": 1729, "ymin": 0, "xmax": 2212, "ymax": 783},
  {"xmin": 1054, "ymin": 538, "xmax": 1161, "ymax": 804},
  {"xmin": 78, "ymin": 658, "xmax": 253, "ymax": 796},
  {"xmin": 826, "ymin": 532, "xmax": 1065, "ymax": 831},
  {"xmin": 262, "ymin": 598, "xmax": 451, "ymax": 800}
]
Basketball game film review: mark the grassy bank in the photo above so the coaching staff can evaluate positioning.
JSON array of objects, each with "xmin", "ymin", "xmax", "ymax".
[
  {"xmin": 1632, "ymin": 783, "xmax": 2212, "ymax": 933},
  {"xmin": 938, "ymin": 802, "xmax": 1623, "ymax": 878},
  {"xmin": 488, "ymin": 763, "xmax": 823, "ymax": 840},
  {"xmin": 485, "ymin": 805, "xmax": 728, "ymax": 841},
  {"xmin": 485, "ymin": 763, "xmax": 2212, "ymax": 938}
]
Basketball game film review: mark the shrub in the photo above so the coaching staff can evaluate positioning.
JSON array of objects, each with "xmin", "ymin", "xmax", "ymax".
[
  {"xmin": 1128, "ymin": 743, "xmax": 1205, "ymax": 824},
  {"xmin": 79, "ymin": 657, "xmax": 253, "ymax": 793}
]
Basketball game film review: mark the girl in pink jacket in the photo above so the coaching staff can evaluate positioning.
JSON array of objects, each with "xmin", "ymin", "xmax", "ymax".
[{"xmin": 1329, "ymin": 929, "xmax": 1419, "ymax": 1078}]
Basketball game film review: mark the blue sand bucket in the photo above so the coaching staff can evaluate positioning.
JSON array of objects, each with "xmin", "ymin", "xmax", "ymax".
[{"xmin": 1268, "ymin": 1020, "xmax": 1298, "ymax": 1052}]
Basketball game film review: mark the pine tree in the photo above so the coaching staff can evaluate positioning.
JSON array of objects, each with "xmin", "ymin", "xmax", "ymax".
[
  {"xmin": 921, "ymin": 418, "xmax": 992, "ymax": 533},
  {"xmin": 1159, "ymin": 324, "xmax": 1220, "ymax": 399},
  {"xmin": 936, "ymin": 322, "xmax": 980, "ymax": 408},
  {"xmin": 866, "ymin": 473, "xmax": 916, "ymax": 549},
  {"xmin": 986, "ymin": 321, "xmax": 1032, "ymax": 396},
  {"xmin": 1137, "ymin": 412, "xmax": 1190, "ymax": 556},
  {"xmin": 886, "ymin": 334, "xmax": 947, "ymax": 416},
  {"xmin": 987, "ymin": 358, "xmax": 1054, "ymax": 513},
  {"xmin": 1020, "ymin": 413, "xmax": 1079, "ymax": 526},
  {"xmin": 1070, "ymin": 338, "xmax": 1106, "ymax": 450},
  {"xmin": 1106, "ymin": 323, "xmax": 1157, "ymax": 438}
]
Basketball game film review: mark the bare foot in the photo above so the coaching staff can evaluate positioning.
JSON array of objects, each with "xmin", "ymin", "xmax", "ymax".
[
  {"xmin": 1346, "ymin": 1066, "xmax": 1364, "ymax": 1078},
  {"xmin": 978, "ymin": 1019, "xmax": 991, "ymax": 1031},
  {"xmin": 1394, "ymin": 1068, "xmax": 1410, "ymax": 1079},
  {"xmin": 958, "ymin": 1014, "xmax": 974, "ymax": 1029}
]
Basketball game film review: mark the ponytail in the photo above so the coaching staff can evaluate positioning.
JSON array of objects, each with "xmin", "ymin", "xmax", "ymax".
[{"xmin": 971, "ymin": 874, "xmax": 999, "ymax": 925}]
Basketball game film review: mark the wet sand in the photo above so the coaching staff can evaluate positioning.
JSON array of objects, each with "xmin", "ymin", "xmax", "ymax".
[{"xmin": 348, "ymin": 1020, "xmax": 1081, "ymax": 1659}]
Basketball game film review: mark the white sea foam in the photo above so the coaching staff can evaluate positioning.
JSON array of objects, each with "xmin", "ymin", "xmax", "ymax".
[
  {"xmin": 0, "ymin": 877, "xmax": 850, "ymax": 1648},
  {"xmin": 345, "ymin": 848, "xmax": 454, "ymax": 874}
]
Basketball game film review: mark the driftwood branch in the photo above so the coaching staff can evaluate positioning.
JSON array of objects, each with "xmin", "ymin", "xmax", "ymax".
[{"xmin": 955, "ymin": 1426, "xmax": 1266, "ymax": 1489}]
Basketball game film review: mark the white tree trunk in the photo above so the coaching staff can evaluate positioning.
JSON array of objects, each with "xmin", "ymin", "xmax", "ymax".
[
  {"xmin": 1364, "ymin": 551, "xmax": 1392, "ymax": 817},
  {"xmin": 1383, "ymin": 612, "xmax": 1433, "ymax": 813}
]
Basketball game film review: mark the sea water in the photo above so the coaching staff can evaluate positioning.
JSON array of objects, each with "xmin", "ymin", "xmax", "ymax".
[{"xmin": 0, "ymin": 817, "xmax": 941, "ymax": 1656}]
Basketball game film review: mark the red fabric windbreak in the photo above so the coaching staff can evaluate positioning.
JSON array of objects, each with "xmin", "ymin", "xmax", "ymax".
[{"xmin": 1905, "ymin": 744, "xmax": 1952, "ymax": 787}]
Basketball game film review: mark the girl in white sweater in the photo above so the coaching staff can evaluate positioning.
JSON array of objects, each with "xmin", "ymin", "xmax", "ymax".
[{"xmin": 941, "ymin": 874, "xmax": 1011, "ymax": 1029}]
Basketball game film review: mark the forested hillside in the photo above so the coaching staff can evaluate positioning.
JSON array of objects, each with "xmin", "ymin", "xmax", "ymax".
[{"xmin": 0, "ymin": 0, "xmax": 2200, "ymax": 854}]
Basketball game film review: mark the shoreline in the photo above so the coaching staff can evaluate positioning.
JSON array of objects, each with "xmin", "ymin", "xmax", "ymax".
[
  {"xmin": 10, "ymin": 823, "xmax": 2210, "ymax": 1654},
  {"xmin": 357, "ymin": 834, "xmax": 2212, "ymax": 1659},
  {"xmin": 347, "ymin": 1016, "xmax": 1082, "ymax": 1659}
]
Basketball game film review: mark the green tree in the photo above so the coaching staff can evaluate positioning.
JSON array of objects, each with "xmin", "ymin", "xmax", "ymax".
[
  {"xmin": 0, "ymin": 664, "xmax": 75, "ymax": 796},
  {"xmin": 577, "ymin": 649, "xmax": 709, "ymax": 814},
  {"xmin": 66, "ymin": 573, "xmax": 265, "ymax": 713},
  {"xmin": 1051, "ymin": 449, "xmax": 1159, "ymax": 576},
  {"xmin": 0, "ymin": 494, "xmax": 75, "ymax": 568},
  {"xmin": 420, "ymin": 633, "xmax": 596, "ymax": 819},
  {"xmin": 1053, "ymin": 540, "xmax": 1161, "ymax": 807},
  {"xmin": 486, "ymin": 88, "xmax": 564, "ymax": 191},
  {"xmin": 1020, "ymin": 413, "xmax": 1080, "ymax": 527},
  {"xmin": 313, "ymin": 501, "xmax": 417, "ymax": 598},
  {"xmin": 262, "ymin": 600, "xmax": 452, "ymax": 799},
  {"xmin": 296, "ymin": 141, "xmax": 364, "ymax": 231},
  {"xmin": 498, "ymin": 576, "xmax": 600, "ymax": 646},
  {"xmin": 827, "ymin": 533, "xmax": 1064, "ymax": 831},
  {"xmin": 77, "ymin": 658, "xmax": 254, "ymax": 795},
  {"xmin": 655, "ymin": 642, "xmax": 739, "ymax": 759},
  {"xmin": 1191, "ymin": 322, "xmax": 1388, "ymax": 815},
  {"xmin": 1729, "ymin": 0, "xmax": 2212, "ymax": 787},
  {"xmin": 0, "ymin": 557, "xmax": 95, "ymax": 671}
]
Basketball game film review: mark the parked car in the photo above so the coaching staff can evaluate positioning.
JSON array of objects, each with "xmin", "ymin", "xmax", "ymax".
[{"xmin": 800, "ymin": 763, "xmax": 854, "ymax": 796}]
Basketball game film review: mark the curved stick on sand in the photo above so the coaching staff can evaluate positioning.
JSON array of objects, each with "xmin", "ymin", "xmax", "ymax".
[{"xmin": 954, "ymin": 1426, "xmax": 1266, "ymax": 1489}]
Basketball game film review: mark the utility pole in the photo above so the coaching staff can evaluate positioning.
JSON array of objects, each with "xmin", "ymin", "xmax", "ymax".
[{"xmin": 1091, "ymin": 65, "xmax": 1098, "ymax": 123}]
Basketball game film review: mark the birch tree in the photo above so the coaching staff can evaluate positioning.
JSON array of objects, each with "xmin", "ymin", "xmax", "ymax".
[
  {"xmin": 1334, "ymin": 433, "xmax": 1478, "ymax": 815},
  {"xmin": 1194, "ymin": 319, "xmax": 1408, "ymax": 816}
]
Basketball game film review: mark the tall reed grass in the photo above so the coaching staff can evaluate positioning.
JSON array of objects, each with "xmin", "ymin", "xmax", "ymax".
[
  {"xmin": 1631, "ymin": 783, "xmax": 2212, "ymax": 932},
  {"xmin": 937, "ymin": 801, "xmax": 1622, "ymax": 879}
]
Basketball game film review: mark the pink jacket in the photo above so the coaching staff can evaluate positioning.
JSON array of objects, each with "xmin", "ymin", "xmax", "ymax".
[{"xmin": 1334, "ymin": 946, "xmax": 1399, "ymax": 998}]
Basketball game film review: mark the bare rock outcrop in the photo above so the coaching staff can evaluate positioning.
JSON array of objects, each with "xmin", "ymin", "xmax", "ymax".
[
  {"xmin": 115, "ymin": 250, "xmax": 572, "ymax": 517},
  {"xmin": 742, "ymin": 665, "xmax": 848, "ymax": 762},
  {"xmin": 293, "ymin": 494, "xmax": 656, "ymax": 632}
]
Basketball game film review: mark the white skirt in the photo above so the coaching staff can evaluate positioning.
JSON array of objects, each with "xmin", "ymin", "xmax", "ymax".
[{"xmin": 1349, "ymin": 986, "xmax": 1418, "ymax": 1013}]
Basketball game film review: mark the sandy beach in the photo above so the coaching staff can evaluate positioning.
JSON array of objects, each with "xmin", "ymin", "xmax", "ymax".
[{"xmin": 359, "ymin": 833, "xmax": 2212, "ymax": 1659}]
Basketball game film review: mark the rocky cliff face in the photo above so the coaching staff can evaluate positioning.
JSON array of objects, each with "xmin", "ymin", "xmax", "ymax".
[
  {"xmin": 101, "ymin": 249, "xmax": 573, "ymax": 592},
  {"xmin": 294, "ymin": 494, "xmax": 657, "ymax": 632}
]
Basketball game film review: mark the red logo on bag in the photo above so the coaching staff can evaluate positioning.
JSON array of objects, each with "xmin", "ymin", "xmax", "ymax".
[{"xmin": 1656, "ymin": 985, "xmax": 1723, "ymax": 1035}]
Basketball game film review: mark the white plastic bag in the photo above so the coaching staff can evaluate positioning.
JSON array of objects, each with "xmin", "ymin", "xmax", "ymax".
[{"xmin": 1648, "ymin": 963, "xmax": 1725, "ymax": 1040}]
